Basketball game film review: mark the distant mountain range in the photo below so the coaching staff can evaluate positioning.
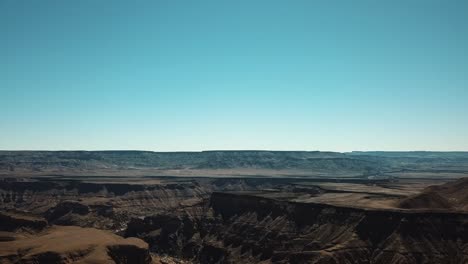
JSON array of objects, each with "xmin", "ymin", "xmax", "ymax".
[{"xmin": 1, "ymin": 151, "xmax": 468, "ymax": 177}]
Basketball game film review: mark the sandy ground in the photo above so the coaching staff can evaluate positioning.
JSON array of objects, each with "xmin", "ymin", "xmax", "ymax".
[{"xmin": 0, "ymin": 225, "xmax": 149, "ymax": 263}]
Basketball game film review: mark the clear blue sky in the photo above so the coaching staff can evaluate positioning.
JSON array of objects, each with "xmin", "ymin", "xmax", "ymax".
[{"xmin": 1, "ymin": 0, "xmax": 468, "ymax": 151}]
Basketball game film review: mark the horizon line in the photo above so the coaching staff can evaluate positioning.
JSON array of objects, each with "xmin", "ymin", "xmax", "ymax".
[{"xmin": 2, "ymin": 149, "xmax": 468, "ymax": 153}]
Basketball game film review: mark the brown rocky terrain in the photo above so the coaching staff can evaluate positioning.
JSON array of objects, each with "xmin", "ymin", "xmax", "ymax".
[
  {"xmin": 123, "ymin": 189, "xmax": 468, "ymax": 263},
  {"xmin": 1, "ymin": 175, "xmax": 467, "ymax": 263},
  {"xmin": 398, "ymin": 177, "xmax": 468, "ymax": 211},
  {"xmin": 0, "ymin": 225, "xmax": 151, "ymax": 264},
  {"xmin": 1, "ymin": 151, "xmax": 468, "ymax": 263}
]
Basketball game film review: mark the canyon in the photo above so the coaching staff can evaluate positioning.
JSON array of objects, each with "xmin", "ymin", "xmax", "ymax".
[{"xmin": 1, "ymin": 151, "xmax": 468, "ymax": 263}]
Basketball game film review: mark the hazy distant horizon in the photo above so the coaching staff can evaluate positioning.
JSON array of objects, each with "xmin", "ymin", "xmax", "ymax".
[
  {"xmin": 2, "ymin": 1, "xmax": 467, "ymax": 151},
  {"xmin": 2, "ymin": 149, "xmax": 468, "ymax": 153}
]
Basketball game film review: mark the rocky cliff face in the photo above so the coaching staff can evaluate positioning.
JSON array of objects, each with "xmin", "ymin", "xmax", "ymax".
[
  {"xmin": 0, "ymin": 179, "xmax": 212, "ymax": 231},
  {"xmin": 126, "ymin": 192, "xmax": 468, "ymax": 264},
  {"xmin": 0, "ymin": 211, "xmax": 47, "ymax": 231},
  {"xmin": 398, "ymin": 177, "xmax": 468, "ymax": 211},
  {"xmin": 0, "ymin": 177, "xmax": 292, "ymax": 233}
]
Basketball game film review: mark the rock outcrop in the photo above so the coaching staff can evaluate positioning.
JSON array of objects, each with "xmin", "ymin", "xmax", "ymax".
[
  {"xmin": 0, "ymin": 211, "xmax": 47, "ymax": 231},
  {"xmin": 45, "ymin": 201, "xmax": 90, "ymax": 222}
]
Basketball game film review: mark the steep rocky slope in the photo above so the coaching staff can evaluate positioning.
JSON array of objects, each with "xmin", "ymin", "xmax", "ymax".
[
  {"xmin": 0, "ymin": 179, "xmax": 212, "ymax": 230},
  {"xmin": 0, "ymin": 211, "xmax": 47, "ymax": 231},
  {"xmin": 126, "ymin": 192, "xmax": 468, "ymax": 264},
  {"xmin": 398, "ymin": 191, "xmax": 453, "ymax": 210},
  {"xmin": 0, "ymin": 177, "xmax": 300, "ymax": 231},
  {"xmin": 398, "ymin": 177, "xmax": 468, "ymax": 210}
]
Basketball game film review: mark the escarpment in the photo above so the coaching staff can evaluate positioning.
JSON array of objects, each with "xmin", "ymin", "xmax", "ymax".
[
  {"xmin": 125, "ymin": 192, "xmax": 468, "ymax": 264},
  {"xmin": 0, "ymin": 179, "xmax": 213, "ymax": 230},
  {"xmin": 0, "ymin": 211, "xmax": 47, "ymax": 231}
]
